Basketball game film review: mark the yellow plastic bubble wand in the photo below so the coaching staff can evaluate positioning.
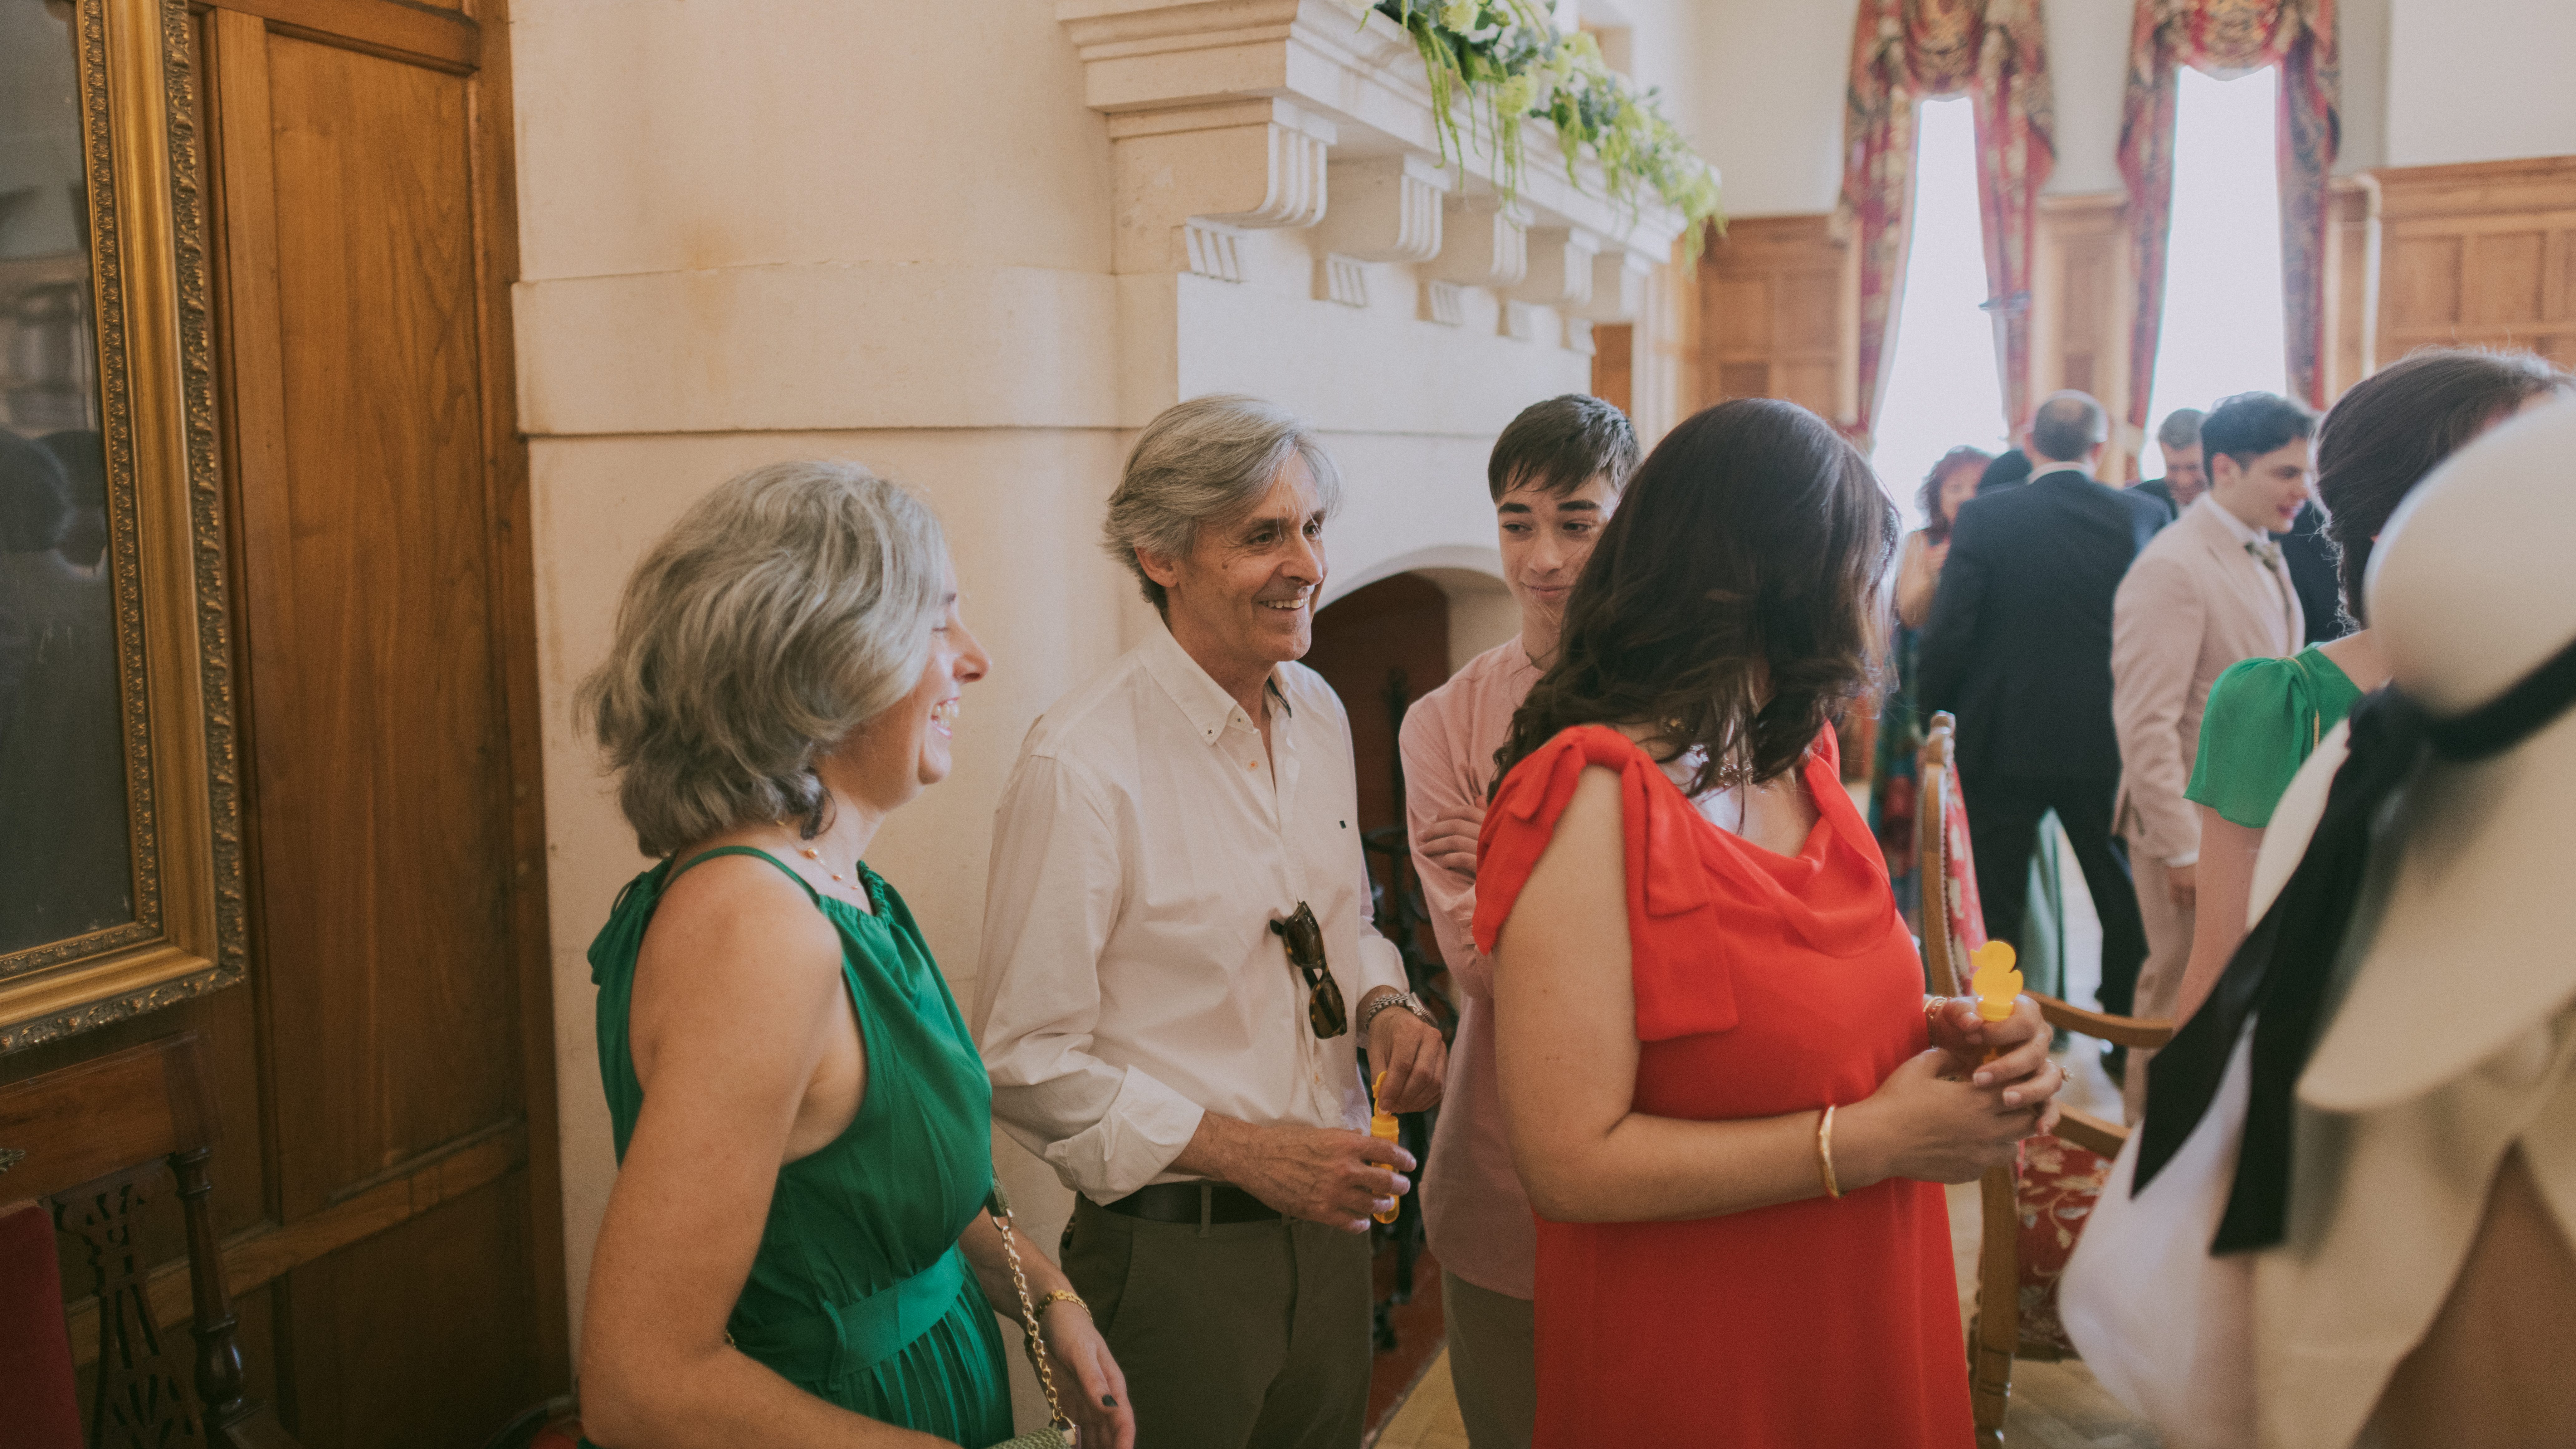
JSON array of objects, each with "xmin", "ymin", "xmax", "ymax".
[
  {"xmin": 1968, "ymin": 940, "xmax": 2023, "ymax": 1065},
  {"xmin": 1369, "ymin": 1071, "xmax": 1403, "ymax": 1225}
]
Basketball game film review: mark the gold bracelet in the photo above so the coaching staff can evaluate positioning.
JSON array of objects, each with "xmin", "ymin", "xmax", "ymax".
[
  {"xmin": 1815, "ymin": 1104, "xmax": 1843, "ymax": 1200},
  {"xmin": 1034, "ymin": 1288, "xmax": 1089, "ymax": 1320}
]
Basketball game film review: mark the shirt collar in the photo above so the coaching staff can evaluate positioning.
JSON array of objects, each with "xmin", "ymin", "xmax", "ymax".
[
  {"xmin": 2029, "ymin": 461, "xmax": 2093, "ymax": 484},
  {"xmin": 1142, "ymin": 622, "xmax": 1286, "ymax": 745},
  {"xmin": 2197, "ymin": 494, "xmax": 2269, "ymax": 549}
]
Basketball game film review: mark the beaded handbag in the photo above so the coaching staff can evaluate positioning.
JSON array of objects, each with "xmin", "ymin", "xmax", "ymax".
[{"xmin": 985, "ymin": 1181, "xmax": 1076, "ymax": 1449}]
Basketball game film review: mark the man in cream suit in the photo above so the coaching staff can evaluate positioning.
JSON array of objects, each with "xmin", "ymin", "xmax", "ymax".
[{"xmin": 2110, "ymin": 392, "xmax": 2314, "ymax": 1070}]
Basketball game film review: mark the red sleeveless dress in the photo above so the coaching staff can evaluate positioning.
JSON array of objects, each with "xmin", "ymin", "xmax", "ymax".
[{"xmin": 1471, "ymin": 725, "xmax": 1971, "ymax": 1448}]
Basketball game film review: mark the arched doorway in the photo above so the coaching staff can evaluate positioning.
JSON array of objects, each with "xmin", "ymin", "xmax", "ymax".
[{"xmin": 1300, "ymin": 567, "xmax": 1518, "ymax": 1429}]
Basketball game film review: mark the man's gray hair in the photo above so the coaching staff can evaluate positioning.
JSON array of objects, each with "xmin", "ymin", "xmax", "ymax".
[
  {"xmin": 580, "ymin": 460, "xmax": 949, "ymax": 857},
  {"xmin": 2029, "ymin": 390, "xmax": 2110, "ymax": 463},
  {"xmin": 2156, "ymin": 407, "xmax": 2206, "ymax": 453},
  {"xmin": 1103, "ymin": 394, "xmax": 1343, "ymax": 614}
]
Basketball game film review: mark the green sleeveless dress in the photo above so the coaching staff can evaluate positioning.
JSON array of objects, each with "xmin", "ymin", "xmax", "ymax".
[{"xmin": 587, "ymin": 847, "xmax": 1014, "ymax": 1444}]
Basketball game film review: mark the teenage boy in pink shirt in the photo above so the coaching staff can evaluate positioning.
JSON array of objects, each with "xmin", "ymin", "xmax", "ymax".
[{"xmin": 1399, "ymin": 394, "xmax": 1638, "ymax": 1449}]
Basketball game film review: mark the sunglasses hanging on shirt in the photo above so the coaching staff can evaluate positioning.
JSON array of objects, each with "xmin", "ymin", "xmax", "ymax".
[{"xmin": 1269, "ymin": 901, "xmax": 1347, "ymax": 1038}]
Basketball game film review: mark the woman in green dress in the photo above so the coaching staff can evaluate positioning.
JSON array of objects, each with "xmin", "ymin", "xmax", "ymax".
[
  {"xmin": 2177, "ymin": 349, "xmax": 2572, "ymax": 1021},
  {"xmin": 575, "ymin": 462, "xmax": 1135, "ymax": 1449}
]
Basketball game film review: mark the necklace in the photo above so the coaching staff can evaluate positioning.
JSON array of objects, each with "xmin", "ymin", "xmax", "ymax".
[
  {"xmin": 795, "ymin": 843, "xmax": 867, "ymax": 902},
  {"xmin": 773, "ymin": 820, "xmax": 866, "ymax": 897}
]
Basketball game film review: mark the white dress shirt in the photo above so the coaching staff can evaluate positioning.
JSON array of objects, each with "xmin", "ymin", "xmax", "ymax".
[
  {"xmin": 976, "ymin": 624, "xmax": 1407, "ymax": 1202},
  {"xmin": 2204, "ymin": 495, "xmax": 2303, "ymax": 645}
]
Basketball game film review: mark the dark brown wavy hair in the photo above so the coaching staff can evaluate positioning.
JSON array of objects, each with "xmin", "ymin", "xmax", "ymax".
[
  {"xmin": 1493, "ymin": 398, "xmax": 1898, "ymax": 795},
  {"xmin": 2315, "ymin": 347, "xmax": 2572, "ymax": 627}
]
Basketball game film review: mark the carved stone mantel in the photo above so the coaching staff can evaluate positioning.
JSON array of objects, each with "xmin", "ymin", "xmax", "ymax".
[{"xmin": 1057, "ymin": 0, "xmax": 1689, "ymax": 338}]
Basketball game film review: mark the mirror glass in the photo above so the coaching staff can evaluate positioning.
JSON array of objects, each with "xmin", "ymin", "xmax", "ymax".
[{"xmin": 1, "ymin": 0, "xmax": 135, "ymax": 956}]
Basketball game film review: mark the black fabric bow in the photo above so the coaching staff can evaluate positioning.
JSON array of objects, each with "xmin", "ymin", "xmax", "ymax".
[{"xmin": 2135, "ymin": 628, "xmax": 2576, "ymax": 1255}]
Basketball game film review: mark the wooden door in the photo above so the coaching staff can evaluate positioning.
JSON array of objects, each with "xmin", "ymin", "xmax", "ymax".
[
  {"xmin": 1695, "ymin": 215, "xmax": 1852, "ymax": 422},
  {"xmin": 2, "ymin": 1, "xmax": 564, "ymax": 1442}
]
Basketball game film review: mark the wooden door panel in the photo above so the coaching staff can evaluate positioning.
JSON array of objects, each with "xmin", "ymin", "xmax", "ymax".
[
  {"xmin": 282, "ymin": 1175, "xmax": 538, "ymax": 1447},
  {"xmin": 2466, "ymin": 231, "xmax": 2546, "ymax": 324},
  {"xmin": 249, "ymin": 32, "xmax": 520, "ymax": 1213},
  {"xmin": 1709, "ymin": 276, "xmax": 1770, "ymax": 351},
  {"xmin": 2384, "ymin": 235, "xmax": 2463, "ymax": 329}
]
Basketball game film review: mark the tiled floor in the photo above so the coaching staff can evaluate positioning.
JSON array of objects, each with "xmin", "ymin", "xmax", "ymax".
[{"xmin": 1371, "ymin": 827, "xmax": 2163, "ymax": 1447}]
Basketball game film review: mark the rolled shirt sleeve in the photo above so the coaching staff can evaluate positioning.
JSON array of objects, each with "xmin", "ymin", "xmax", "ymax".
[{"xmin": 976, "ymin": 753, "xmax": 1204, "ymax": 1201}]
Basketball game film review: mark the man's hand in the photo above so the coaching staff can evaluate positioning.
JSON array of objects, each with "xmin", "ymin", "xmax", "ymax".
[
  {"xmin": 1366, "ymin": 993, "xmax": 1447, "ymax": 1113},
  {"xmin": 1416, "ymin": 803, "xmax": 1485, "ymax": 880},
  {"xmin": 2166, "ymin": 859, "xmax": 2197, "ymax": 910},
  {"xmin": 1179, "ymin": 1115, "xmax": 1413, "ymax": 1233}
]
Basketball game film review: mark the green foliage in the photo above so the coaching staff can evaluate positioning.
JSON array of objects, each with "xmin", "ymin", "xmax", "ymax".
[{"xmin": 1354, "ymin": 0, "xmax": 1724, "ymax": 259}]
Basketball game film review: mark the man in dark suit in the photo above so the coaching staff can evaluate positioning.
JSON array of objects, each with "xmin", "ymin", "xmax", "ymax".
[
  {"xmin": 1976, "ymin": 445, "xmax": 2032, "ymax": 495},
  {"xmin": 1920, "ymin": 389, "xmax": 2163, "ymax": 1034},
  {"xmin": 2129, "ymin": 407, "xmax": 2205, "ymax": 521}
]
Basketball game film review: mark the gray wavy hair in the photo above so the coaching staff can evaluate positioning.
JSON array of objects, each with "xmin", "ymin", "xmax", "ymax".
[
  {"xmin": 580, "ymin": 460, "xmax": 949, "ymax": 857},
  {"xmin": 1102, "ymin": 394, "xmax": 1343, "ymax": 614}
]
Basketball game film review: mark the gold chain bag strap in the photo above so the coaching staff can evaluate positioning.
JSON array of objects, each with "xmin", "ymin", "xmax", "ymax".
[{"xmin": 984, "ymin": 1179, "xmax": 1076, "ymax": 1449}]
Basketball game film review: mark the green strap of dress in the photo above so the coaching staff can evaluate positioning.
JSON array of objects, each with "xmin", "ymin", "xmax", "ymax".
[{"xmin": 669, "ymin": 844, "xmax": 821, "ymax": 900}]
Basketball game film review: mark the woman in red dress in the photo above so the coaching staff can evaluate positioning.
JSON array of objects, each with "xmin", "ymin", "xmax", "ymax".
[{"xmin": 1475, "ymin": 398, "xmax": 2069, "ymax": 1447}]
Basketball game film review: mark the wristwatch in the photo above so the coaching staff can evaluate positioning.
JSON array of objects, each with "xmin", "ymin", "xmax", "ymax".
[{"xmin": 1359, "ymin": 989, "xmax": 1434, "ymax": 1037}]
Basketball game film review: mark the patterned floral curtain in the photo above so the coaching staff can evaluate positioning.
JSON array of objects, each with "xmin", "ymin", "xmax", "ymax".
[
  {"xmin": 1842, "ymin": 0, "xmax": 2056, "ymax": 450},
  {"xmin": 2119, "ymin": 0, "xmax": 2339, "ymax": 444}
]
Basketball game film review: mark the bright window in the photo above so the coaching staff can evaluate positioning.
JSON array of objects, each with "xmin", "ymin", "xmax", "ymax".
[
  {"xmin": 2141, "ymin": 65, "xmax": 2288, "ymax": 477},
  {"xmin": 1871, "ymin": 96, "xmax": 2007, "ymax": 528}
]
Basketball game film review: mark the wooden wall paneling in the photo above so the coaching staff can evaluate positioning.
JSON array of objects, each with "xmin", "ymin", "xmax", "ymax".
[
  {"xmin": 17, "ymin": 0, "xmax": 555, "ymax": 1437},
  {"xmin": 463, "ymin": 0, "xmax": 570, "ymax": 1389},
  {"xmin": 2032, "ymin": 193, "xmax": 2133, "ymax": 478},
  {"xmin": 2320, "ymin": 176, "xmax": 2380, "ymax": 403},
  {"xmin": 196, "ymin": 0, "xmax": 561, "ymax": 1437},
  {"xmin": 1696, "ymin": 215, "xmax": 1850, "ymax": 422},
  {"xmin": 2372, "ymin": 155, "xmax": 2576, "ymax": 370}
]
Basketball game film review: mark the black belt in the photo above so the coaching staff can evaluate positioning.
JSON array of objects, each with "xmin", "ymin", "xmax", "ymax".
[{"xmin": 1098, "ymin": 1181, "xmax": 1281, "ymax": 1225}]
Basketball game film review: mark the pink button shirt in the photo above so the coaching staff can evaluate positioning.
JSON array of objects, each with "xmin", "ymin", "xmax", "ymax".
[{"xmin": 1399, "ymin": 638, "xmax": 1542, "ymax": 1299}]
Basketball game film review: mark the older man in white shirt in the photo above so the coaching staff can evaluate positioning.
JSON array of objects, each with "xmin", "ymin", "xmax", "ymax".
[{"xmin": 978, "ymin": 394, "xmax": 1447, "ymax": 1449}]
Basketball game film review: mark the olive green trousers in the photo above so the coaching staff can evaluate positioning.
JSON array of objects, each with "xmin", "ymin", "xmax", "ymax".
[{"xmin": 1062, "ymin": 1194, "xmax": 1372, "ymax": 1449}]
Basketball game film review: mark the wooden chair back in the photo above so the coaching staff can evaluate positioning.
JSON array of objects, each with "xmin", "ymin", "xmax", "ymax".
[
  {"xmin": 1915, "ymin": 715, "xmax": 2176, "ymax": 1447},
  {"xmin": 0, "ymin": 1032, "xmax": 297, "ymax": 1449}
]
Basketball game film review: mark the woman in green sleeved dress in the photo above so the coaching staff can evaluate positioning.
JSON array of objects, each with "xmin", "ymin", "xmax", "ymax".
[
  {"xmin": 2176, "ymin": 349, "xmax": 2571, "ymax": 1021},
  {"xmin": 573, "ymin": 463, "xmax": 1134, "ymax": 1449}
]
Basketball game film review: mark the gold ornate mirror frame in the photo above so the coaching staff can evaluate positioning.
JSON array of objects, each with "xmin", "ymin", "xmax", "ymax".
[{"xmin": 0, "ymin": 0, "xmax": 240, "ymax": 1051}]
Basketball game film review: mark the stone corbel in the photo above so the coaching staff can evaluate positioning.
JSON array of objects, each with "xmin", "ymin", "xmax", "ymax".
[
  {"xmin": 1580, "ymin": 246, "xmax": 1654, "ymax": 323},
  {"xmin": 1311, "ymin": 154, "xmax": 1449, "ymax": 306},
  {"xmin": 1108, "ymin": 97, "xmax": 1336, "ymax": 281},
  {"xmin": 1427, "ymin": 195, "xmax": 1529, "ymax": 289},
  {"xmin": 1515, "ymin": 226, "xmax": 1600, "ymax": 310}
]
